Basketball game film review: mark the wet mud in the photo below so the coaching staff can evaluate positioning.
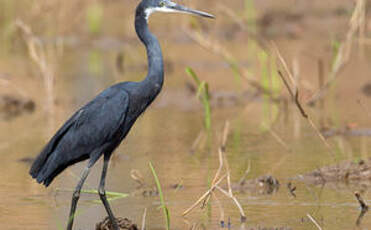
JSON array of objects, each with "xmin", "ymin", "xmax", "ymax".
[
  {"xmin": 233, "ymin": 175, "xmax": 280, "ymax": 195},
  {"xmin": 96, "ymin": 217, "xmax": 138, "ymax": 230},
  {"xmin": 298, "ymin": 158, "xmax": 371, "ymax": 185}
]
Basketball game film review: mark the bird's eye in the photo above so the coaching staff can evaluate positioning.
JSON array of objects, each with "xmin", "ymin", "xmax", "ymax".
[{"xmin": 159, "ymin": 1, "xmax": 165, "ymax": 7}]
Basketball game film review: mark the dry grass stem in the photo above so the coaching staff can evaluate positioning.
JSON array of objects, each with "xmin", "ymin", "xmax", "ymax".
[
  {"xmin": 202, "ymin": 121, "xmax": 230, "ymax": 207},
  {"xmin": 215, "ymin": 3, "xmax": 267, "ymax": 48},
  {"xmin": 223, "ymin": 151, "xmax": 232, "ymax": 195},
  {"xmin": 215, "ymin": 185, "xmax": 246, "ymax": 220},
  {"xmin": 182, "ymin": 174, "xmax": 227, "ymax": 216},
  {"xmin": 306, "ymin": 214, "xmax": 323, "ymax": 230},
  {"xmin": 221, "ymin": 121, "xmax": 230, "ymax": 148},
  {"xmin": 141, "ymin": 208, "xmax": 147, "ymax": 230},
  {"xmin": 238, "ymin": 161, "xmax": 251, "ymax": 185},
  {"xmin": 272, "ymin": 44, "xmax": 296, "ymax": 88},
  {"xmin": 184, "ymin": 29, "xmax": 281, "ymax": 101},
  {"xmin": 182, "ymin": 219, "xmax": 197, "ymax": 230},
  {"xmin": 273, "ymin": 45, "xmax": 335, "ymax": 157},
  {"xmin": 307, "ymin": 0, "xmax": 365, "ymax": 105},
  {"xmin": 216, "ymin": 4, "xmax": 247, "ymax": 31},
  {"xmin": 212, "ymin": 192, "xmax": 225, "ymax": 224},
  {"xmin": 183, "ymin": 121, "xmax": 246, "ymax": 221},
  {"xmin": 15, "ymin": 19, "xmax": 57, "ymax": 133}
]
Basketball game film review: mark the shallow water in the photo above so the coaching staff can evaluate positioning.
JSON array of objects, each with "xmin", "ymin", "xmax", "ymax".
[{"xmin": 1, "ymin": 0, "xmax": 371, "ymax": 229}]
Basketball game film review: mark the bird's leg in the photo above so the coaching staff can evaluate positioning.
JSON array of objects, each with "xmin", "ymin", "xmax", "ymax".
[
  {"xmin": 67, "ymin": 163, "xmax": 92, "ymax": 230},
  {"xmin": 98, "ymin": 154, "xmax": 119, "ymax": 230}
]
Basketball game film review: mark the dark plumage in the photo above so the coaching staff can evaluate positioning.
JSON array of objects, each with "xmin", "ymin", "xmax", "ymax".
[
  {"xmin": 30, "ymin": 84, "xmax": 131, "ymax": 186},
  {"xmin": 29, "ymin": 0, "xmax": 213, "ymax": 229}
]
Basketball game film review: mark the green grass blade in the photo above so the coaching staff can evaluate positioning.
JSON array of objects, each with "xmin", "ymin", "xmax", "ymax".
[
  {"xmin": 185, "ymin": 67, "xmax": 201, "ymax": 85},
  {"xmin": 82, "ymin": 189, "xmax": 128, "ymax": 197},
  {"xmin": 258, "ymin": 50, "xmax": 270, "ymax": 131},
  {"xmin": 202, "ymin": 83, "xmax": 211, "ymax": 131},
  {"xmin": 185, "ymin": 67, "xmax": 212, "ymax": 131},
  {"xmin": 149, "ymin": 162, "xmax": 170, "ymax": 230},
  {"xmin": 56, "ymin": 188, "xmax": 129, "ymax": 198}
]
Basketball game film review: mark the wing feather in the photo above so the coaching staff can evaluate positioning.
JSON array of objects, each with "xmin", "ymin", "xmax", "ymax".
[{"xmin": 30, "ymin": 86, "xmax": 130, "ymax": 185}]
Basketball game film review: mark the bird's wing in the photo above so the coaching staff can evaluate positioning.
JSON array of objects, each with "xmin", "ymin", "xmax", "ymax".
[
  {"xmin": 31, "ymin": 87, "xmax": 130, "ymax": 170},
  {"xmin": 58, "ymin": 88, "xmax": 130, "ymax": 154},
  {"xmin": 30, "ymin": 87, "xmax": 130, "ymax": 183}
]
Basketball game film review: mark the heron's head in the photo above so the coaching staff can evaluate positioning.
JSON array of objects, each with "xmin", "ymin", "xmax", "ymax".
[{"xmin": 140, "ymin": 0, "xmax": 214, "ymax": 20}]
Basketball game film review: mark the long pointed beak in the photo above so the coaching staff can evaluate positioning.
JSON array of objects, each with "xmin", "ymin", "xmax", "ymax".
[{"xmin": 167, "ymin": 3, "xmax": 215, "ymax": 19}]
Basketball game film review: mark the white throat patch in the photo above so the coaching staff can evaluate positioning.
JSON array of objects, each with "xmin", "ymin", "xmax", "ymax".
[{"xmin": 144, "ymin": 7, "xmax": 179, "ymax": 21}]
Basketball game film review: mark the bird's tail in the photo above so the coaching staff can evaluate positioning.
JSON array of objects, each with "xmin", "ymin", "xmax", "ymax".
[
  {"xmin": 30, "ymin": 116, "xmax": 77, "ymax": 187},
  {"xmin": 29, "ymin": 149, "xmax": 48, "ymax": 178},
  {"xmin": 30, "ymin": 148, "xmax": 90, "ymax": 187},
  {"xmin": 29, "ymin": 149, "xmax": 59, "ymax": 187}
]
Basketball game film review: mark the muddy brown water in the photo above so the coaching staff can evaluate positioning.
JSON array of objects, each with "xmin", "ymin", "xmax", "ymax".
[{"xmin": 1, "ymin": 0, "xmax": 371, "ymax": 229}]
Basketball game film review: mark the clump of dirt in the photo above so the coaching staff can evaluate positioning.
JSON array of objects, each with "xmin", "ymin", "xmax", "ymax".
[
  {"xmin": 0, "ymin": 94, "xmax": 35, "ymax": 120},
  {"xmin": 96, "ymin": 217, "xmax": 138, "ymax": 230},
  {"xmin": 234, "ymin": 175, "xmax": 280, "ymax": 195},
  {"xmin": 299, "ymin": 158, "xmax": 371, "ymax": 185}
]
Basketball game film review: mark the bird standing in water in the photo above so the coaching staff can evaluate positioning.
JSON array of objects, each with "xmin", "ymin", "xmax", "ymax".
[{"xmin": 29, "ymin": 0, "xmax": 213, "ymax": 229}]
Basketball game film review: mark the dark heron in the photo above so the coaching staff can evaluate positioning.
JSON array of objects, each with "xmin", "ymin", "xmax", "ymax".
[{"xmin": 29, "ymin": 0, "xmax": 213, "ymax": 229}]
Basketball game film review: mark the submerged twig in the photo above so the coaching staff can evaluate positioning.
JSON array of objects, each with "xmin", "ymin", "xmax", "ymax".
[
  {"xmin": 287, "ymin": 182, "xmax": 296, "ymax": 198},
  {"xmin": 355, "ymin": 191, "xmax": 369, "ymax": 212},
  {"xmin": 354, "ymin": 188, "xmax": 368, "ymax": 226}
]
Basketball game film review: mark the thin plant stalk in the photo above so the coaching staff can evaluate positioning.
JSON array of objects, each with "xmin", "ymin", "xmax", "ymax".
[
  {"xmin": 272, "ymin": 43, "xmax": 335, "ymax": 158},
  {"xmin": 183, "ymin": 121, "xmax": 246, "ymax": 221},
  {"xmin": 149, "ymin": 162, "xmax": 170, "ymax": 230},
  {"xmin": 15, "ymin": 19, "xmax": 56, "ymax": 134},
  {"xmin": 182, "ymin": 174, "xmax": 227, "ymax": 216},
  {"xmin": 307, "ymin": 0, "xmax": 365, "ymax": 105},
  {"xmin": 185, "ymin": 67, "xmax": 211, "ymax": 131},
  {"xmin": 141, "ymin": 208, "xmax": 147, "ymax": 230},
  {"xmin": 306, "ymin": 214, "xmax": 323, "ymax": 230}
]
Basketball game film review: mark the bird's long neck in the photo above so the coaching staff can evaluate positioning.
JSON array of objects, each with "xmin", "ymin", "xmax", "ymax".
[{"xmin": 135, "ymin": 6, "xmax": 164, "ymax": 93}]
